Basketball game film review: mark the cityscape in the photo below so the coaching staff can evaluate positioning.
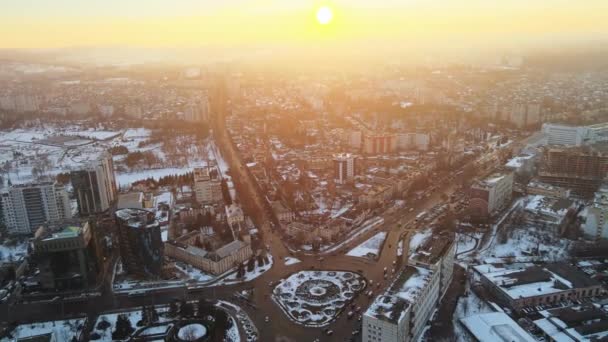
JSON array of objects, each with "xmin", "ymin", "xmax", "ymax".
[{"xmin": 1, "ymin": 1, "xmax": 608, "ymax": 342}]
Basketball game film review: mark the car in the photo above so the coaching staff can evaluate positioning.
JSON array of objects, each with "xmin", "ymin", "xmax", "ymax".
[
  {"xmin": 264, "ymin": 316, "xmax": 269, "ymax": 323},
  {"xmin": 325, "ymin": 330, "xmax": 333, "ymax": 336},
  {"xmin": 352, "ymin": 330, "xmax": 360, "ymax": 336},
  {"xmin": 347, "ymin": 311, "xmax": 354, "ymax": 319}
]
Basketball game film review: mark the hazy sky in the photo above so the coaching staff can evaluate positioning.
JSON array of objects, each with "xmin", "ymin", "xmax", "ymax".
[{"xmin": 1, "ymin": 0, "xmax": 607, "ymax": 49}]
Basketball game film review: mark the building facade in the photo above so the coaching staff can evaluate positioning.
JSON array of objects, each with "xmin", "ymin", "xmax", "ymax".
[
  {"xmin": 333, "ymin": 153, "xmax": 357, "ymax": 184},
  {"xmin": 71, "ymin": 152, "xmax": 117, "ymax": 216},
  {"xmin": 468, "ymin": 172, "xmax": 514, "ymax": 219},
  {"xmin": 1, "ymin": 182, "xmax": 71, "ymax": 235},
  {"xmin": 193, "ymin": 167, "xmax": 223, "ymax": 204},
  {"xmin": 115, "ymin": 208, "xmax": 164, "ymax": 279}
]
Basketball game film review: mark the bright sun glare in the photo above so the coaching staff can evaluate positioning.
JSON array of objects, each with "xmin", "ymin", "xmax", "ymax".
[{"xmin": 316, "ymin": 6, "xmax": 334, "ymax": 25}]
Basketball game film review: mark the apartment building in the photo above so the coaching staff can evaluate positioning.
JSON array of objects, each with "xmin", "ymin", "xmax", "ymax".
[{"xmin": 0, "ymin": 182, "xmax": 71, "ymax": 235}]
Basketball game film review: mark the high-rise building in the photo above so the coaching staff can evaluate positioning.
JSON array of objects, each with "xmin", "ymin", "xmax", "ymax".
[
  {"xmin": 193, "ymin": 166, "xmax": 222, "ymax": 204},
  {"xmin": 115, "ymin": 208, "xmax": 164, "ymax": 279},
  {"xmin": 362, "ymin": 132, "xmax": 396, "ymax": 155},
  {"xmin": 538, "ymin": 146, "xmax": 608, "ymax": 196},
  {"xmin": 71, "ymin": 152, "xmax": 117, "ymax": 216},
  {"xmin": 184, "ymin": 98, "xmax": 210, "ymax": 123},
  {"xmin": 0, "ymin": 182, "xmax": 71, "ymax": 235},
  {"xmin": 30, "ymin": 220, "xmax": 99, "ymax": 290},
  {"xmin": 468, "ymin": 171, "xmax": 514, "ymax": 219},
  {"xmin": 333, "ymin": 153, "xmax": 356, "ymax": 184}
]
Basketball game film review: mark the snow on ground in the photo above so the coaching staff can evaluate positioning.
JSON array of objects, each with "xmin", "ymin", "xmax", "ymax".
[
  {"xmin": 321, "ymin": 216, "xmax": 384, "ymax": 254},
  {"xmin": 216, "ymin": 254, "xmax": 274, "ymax": 286},
  {"xmin": 175, "ymin": 263, "xmax": 215, "ymax": 282},
  {"xmin": 178, "ymin": 323, "xmax": 207, "ymax": 340},
  {"xmin": 409, "ymin": 228, "xmax": 432, "ymax": 253},
  {"xmin": 456, "ymin": 233, "xmax": 480, "ymax": 256},
  {"xmin": 477, "ymin": 225, "xmax": 571, "ymax": 262},
  {"xmin": 272, "ymin": 270, "xmax": 366, "ymax": 327},
  {"xmin": 346, "ymin": 232, "xmax": 387, "ymax": 258},
  {"xmin": 453, "ymin": 288, "xmax": 495, "ymax": 342},
  {"xmin": 2, "ymin": 318, "xmax": 86, "ymax": 341},
  {"xmin": 284, "ymin": 257, "xmax": 301, "ymax": 266}
]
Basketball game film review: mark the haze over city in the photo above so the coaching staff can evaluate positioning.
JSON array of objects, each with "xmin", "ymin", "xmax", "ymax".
[{"xmin": 0, "ymin": 1, "xmax": 608, "ymax": 342}]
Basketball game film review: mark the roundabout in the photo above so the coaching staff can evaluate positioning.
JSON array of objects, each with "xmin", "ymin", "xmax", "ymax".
[{"xmin": 271, "ymin": 270, "xmax": 366, "ymax": 327}]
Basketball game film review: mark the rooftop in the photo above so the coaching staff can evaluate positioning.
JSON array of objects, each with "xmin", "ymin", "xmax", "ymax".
[
  {"xmin": 410, "ymin": 234, "xmax": 453, "ymax": 266},
  {"xmin": 534, "ymin": 305, "xmax": 608, "ymax": 342},
  {"xmin": 115, "ymin": 208, "xmax": 159, "ymax": 229},
  {"xmin": 461, "ymin": 312, "xmax": 536, "ymax": 342},
  {"xmin": 474, "ymin": 262, "xmax": 601, "ymax": 301},
  {"xmin": 365, "ymin": 266, "xmax": 433, "ymax": 324}
]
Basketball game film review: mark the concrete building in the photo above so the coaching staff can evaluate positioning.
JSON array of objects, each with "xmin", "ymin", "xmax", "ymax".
[
  {"xmin": 534, "ymin": 305, "xmax": 608, "ymax": 342},
  {"xmin": 468, "ymin": 172, "xmax": 514, "ymax": 219},
  {"xmin": 183, "ymin": 98, "xmax": 210, "ymax": 123},
  {"xmin": 71, "ymin": 152, "xmax": 117, "ymax": 216},
  {"xmin": 541, "ymin": 123, "xmax": 590, "ymax": 146},
  {"xmin": 397, "ymin": 133, "xmax": 430, "ymax": 151},
  {"xmin": 538, "ymin": 146, "xmax": 608, "ymax": 196},
  {"xmin": 164, "ymin": 229, "xmax": 252, "ymax": 275},
  {"xmin": 460, "ymin": 312, "xmax": 536, "ymax": 342},
  {"xmin": 409, "ymin": 232, "xmax": 456, "ymax": 298},
  {"xmin": 474, "ymin": 262, "xmax": 604, "ymax": 312},
  {"xmin": 510, "ymin": 103, "xmax": 541, "ymax": 128},
  {"xmin": 363, "ymin": 266, "xmax": 439, "ymax": 342},
  {"xmin": 225, "ymin": 203, "xmax": 245, "ymax": 229},
  {"xmin": 526, "ymin": 180, "xmax": 571, "ymax": 199},
  {"xmin": 362, "ymin": 132, "xmax": 397, "ymax": 155},
  {"xmin": 271, "ymin": 201, "xmax": 294, "ymax": 223},
  {"xmin": 115, "ymin": 208, "xmax": 164, "ymax": 279},
  {"xmin": 333, "ymin": 153, "xmax": 357, "ymax": 184},
  {"xmin": 30, "ymin": 221, "xmax": 98, "ymax": 290},
  {"xmin": 582, "ymin": 184, "xmax": 608, "ymax": 240},
  {"xmin": 0, "ymin": 182, "xmax": 71, "ymax": 235},
  {"xmin": 193, "ymin": 167, "xmax": 222, "ymax": 204}
]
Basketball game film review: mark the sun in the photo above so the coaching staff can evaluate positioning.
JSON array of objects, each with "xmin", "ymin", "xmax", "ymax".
[{"xmin": 316, "ymin": 6, "xmax": 334, "ymax": 25}]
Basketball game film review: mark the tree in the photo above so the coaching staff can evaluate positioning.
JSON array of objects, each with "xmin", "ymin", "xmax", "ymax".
[
  {"xmin": 236, "ymin": 262, "xmax": 245, "ymax": 278},
  {"xmin": 112, "ymin": 314, "xmax": 134, "ymax": 340},
  {"xmin": 197, "ymin": 298, "xmax": 216, "ymax": 317},
  {"xmin": 212, "ymin": 310, "xmax": 230, "ymax": 341},
  {"xmin": 247, "ymin": 257, "xmax": 256, "ymax": 272}
]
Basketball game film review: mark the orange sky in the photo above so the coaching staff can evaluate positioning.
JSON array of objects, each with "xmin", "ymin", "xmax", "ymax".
[{"xmin": 1, "ymin": 0, "xmax": 607, "ymax": 49}]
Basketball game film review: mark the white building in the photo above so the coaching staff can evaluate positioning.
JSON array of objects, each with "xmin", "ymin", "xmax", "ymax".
[
  {"xmin": 333, "ymin": 153, "xmax": 356, "ymax": 184},
  {"xmin": 541, "ymin": 123, "xmax": 590, "ymax": 146},
  {"xmin": 193, "ymin": 167, "xmax": 222, "ymax": 204},
  {"xmin": 469, "ymin": 172, "xmax": 514, "ymax": 218},
  {"xmin": 582, "ymin": 184, "xmax": 608, "ymax": 240},
  {"xmin": 363, "ymin": 266, "xmax": 439, "ymax": 342},
  {"xmin": 1, "ymin": 182, "xmax": 71, "ymax": 235},
  {"xmin": 461, "ymin": 312, "xmax": 536, "ymax": 342}
]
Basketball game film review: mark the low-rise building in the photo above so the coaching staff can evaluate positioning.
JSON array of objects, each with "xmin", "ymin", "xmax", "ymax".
[
  {"xmin": 165, "ymin": 230, "xmax": 252, "ymax": 275},
  {"xmin": 271, "ymin": 201, "xmax": 294, "ymax": 223},
  {"xmin": 534, "ymin": 304, "xmax": 608, "ymax": 342},
  {"xmin": 460, "ymin": 312, "xmax": 536, "ymax": 342},
  {"xmin": 474, "ymin": 262, "xmax": 604, "ymax": 312},
  {"xmin": 526, "ymin": 180, "xmax": 571, "ymax": 199},
  {"xmin": 468, "ymin": 171, "xmax": 514, "ymax": 219}
]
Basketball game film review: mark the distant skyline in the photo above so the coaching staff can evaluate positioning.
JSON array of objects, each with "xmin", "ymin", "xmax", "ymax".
[{"xmin": 1, "ymin": 0, "xmax": 607, "ymax": 50}]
